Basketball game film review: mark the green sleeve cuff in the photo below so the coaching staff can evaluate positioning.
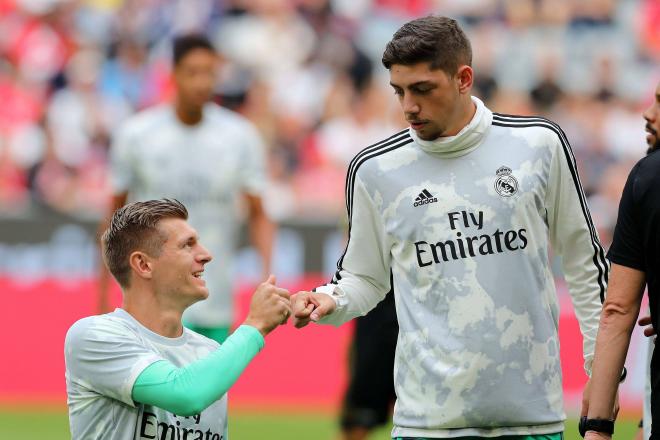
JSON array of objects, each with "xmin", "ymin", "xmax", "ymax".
[{"xmin": 235, "ymin": 324, "xmax": 265, "ymax": 350}]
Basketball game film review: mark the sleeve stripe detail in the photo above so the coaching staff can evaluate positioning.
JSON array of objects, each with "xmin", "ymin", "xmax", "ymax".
[
  {"xmin": 330, "ymin": 132, "xmax": 413, "ymax": 285},
  {"xmin": 491, "ymin": 114, "xmax": 609, "ymax": 302}
]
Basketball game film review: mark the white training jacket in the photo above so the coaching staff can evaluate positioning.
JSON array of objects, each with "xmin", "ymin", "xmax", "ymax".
[{"xmin": 315, "ymin": 97, "xmax": 607, "ymax": 438}]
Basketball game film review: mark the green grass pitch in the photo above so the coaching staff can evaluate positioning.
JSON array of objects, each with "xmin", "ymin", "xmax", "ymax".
[{"xmin": 0, "ymin": 407, "xmax": 640, "ymax": 439}]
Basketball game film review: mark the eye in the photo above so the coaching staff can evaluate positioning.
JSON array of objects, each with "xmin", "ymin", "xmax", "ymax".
[
  {"xmin": 413, "ymin": 87, "xmax": 431, "ymax": 95},
  {"xmin": 392, "ymin": 88, "xmax": 403, "ymax": 97}
]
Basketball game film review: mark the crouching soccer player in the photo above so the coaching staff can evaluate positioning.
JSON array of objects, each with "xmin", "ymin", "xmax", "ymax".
[{"xmin": 65, "ymin": 199, "xmax": 290, "ymax": 439}]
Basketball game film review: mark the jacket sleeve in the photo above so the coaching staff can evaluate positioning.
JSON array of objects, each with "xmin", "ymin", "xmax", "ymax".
[
  {"xmin": 545, "ymin": 128, "xmax": 608, "ymax": 376},
  {"xmin": 132, "ymin": 325, "xmax": 264, "ymax": 416},
  {"xmin": 315, "ymin": 172, "xmax": 392, "ymax": 326}
]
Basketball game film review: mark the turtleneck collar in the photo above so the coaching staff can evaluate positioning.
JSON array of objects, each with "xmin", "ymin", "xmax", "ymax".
[{"xmin": 409, "ymin": 96, "xmax": 493, "ymax": 157}]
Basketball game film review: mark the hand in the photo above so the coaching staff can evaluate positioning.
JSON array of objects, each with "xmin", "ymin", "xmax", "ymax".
[
  {"xmin": 243, "ymin": 274, "xmax": 291, "ymax": 337},
  {"xmin": 292, "ymin": 291, "xmax": 337, "ymax": 328},
  {"xmin": 584, "ymin": 431, "xmax": 612, "ymax": 440},
  {"xmin": 638, "ymin": 315, "xmax": 656, "ymax": 338}
]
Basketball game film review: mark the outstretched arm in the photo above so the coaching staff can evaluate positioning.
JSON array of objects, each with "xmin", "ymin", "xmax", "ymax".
[
  {"xmin": 132, "ymin": 325, "xmax": 263, "ymax": 416},
  {"xmin": 133, "ymin": 276, "xmax": 291, "ymax": 415}
]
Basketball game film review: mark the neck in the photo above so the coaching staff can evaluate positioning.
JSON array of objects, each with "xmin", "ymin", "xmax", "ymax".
[
  {"xmin": 443, "ymin": 96, "xmax": 477, "ymax": 137},
  {"xmin": 122, "ymin": 284, "xmax": 184, "ymax": 338},
  {"xmin": 411, "ymin": 96, "xmax": 492, "ymax": 158},
  {"xmin": 175, "ymin": 99, "xmax": 204, "ymax": 125}
]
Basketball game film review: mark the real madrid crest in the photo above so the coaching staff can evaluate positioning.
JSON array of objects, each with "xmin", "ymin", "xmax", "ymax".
[{"xmin": 494, "ymin": 166, "xmax": 518, "ymax": 197}]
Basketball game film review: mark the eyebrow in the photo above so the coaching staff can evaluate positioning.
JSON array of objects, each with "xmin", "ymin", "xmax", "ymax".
[
  {"xmin": 178, "ymin": 234, "xmax": 198, "ymax": 245},
  {"xmin": 389, "ymin": 81, "xmax": 435, "ymax": 88}
]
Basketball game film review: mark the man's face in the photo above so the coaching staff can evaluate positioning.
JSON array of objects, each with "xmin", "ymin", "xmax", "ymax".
[
  {"xmin": 643, "ymin": 82, "xmax": 660, "ymax": 154},
  {"xmin": 151, "ymin": 218, "xmax": 213, "ymax": 306},
  {"xmin": 389, "ymin": 62, "xmax": 464, "ymax": 141},
  {"xmin": 173, "ymin": 48, "xmax": 217, "ymax": 110}
]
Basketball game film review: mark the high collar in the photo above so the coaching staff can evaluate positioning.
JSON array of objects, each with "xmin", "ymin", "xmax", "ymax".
[{"xmin": 409, "ymin": 96, "xmax": 493, "ymax": 157}]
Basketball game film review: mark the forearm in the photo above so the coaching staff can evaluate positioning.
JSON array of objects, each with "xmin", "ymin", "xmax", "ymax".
[
  {"xmin": 132, "ymin": 325, "xmax": 264, "ymax": 415},
  {"xmin": 249, "ymin": 212, "xmax": 274, "ymax": 275},
  {"xmin": 315, "ymin": 275, "xmax": 389, "ymax": 326},
  {"xmin": 587, "ymin": 301, "xmax": 639, "ymax": 418},
  {"xmin": 587, "ymin": 264, "xmax": 645, "ymax": 419}
]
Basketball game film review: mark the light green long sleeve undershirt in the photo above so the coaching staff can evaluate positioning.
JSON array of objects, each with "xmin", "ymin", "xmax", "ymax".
[{"xmin": 132, "ymin": 324, "xmax": 264, "ymax": 416}]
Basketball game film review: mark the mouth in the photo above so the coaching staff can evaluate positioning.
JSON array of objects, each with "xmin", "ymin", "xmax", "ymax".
[
  {"xmin": 192, "ymin": 270, "xmax": 206, "ymax": 284},
  {"xmin": 409, "ymin": 121, "xmax": 428, "ymax": 130}
]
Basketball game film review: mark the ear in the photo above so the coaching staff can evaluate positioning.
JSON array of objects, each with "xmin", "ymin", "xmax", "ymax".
[
  {"xmin": 456, "ymin": 65, "xmax": 473, "ymax": 95},
  {"xmin": 128, "ymin": 251, "xmax": 154, "ymax": 281}
]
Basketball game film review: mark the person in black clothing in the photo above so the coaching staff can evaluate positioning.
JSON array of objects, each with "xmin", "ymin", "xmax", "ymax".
[
  {"xmin": 339, "ymin": 291, "xmax": 398, "ymax": 440},
  {"xmin": 582, "ymin": 81, "xmax": 660, "ymax": 440}
]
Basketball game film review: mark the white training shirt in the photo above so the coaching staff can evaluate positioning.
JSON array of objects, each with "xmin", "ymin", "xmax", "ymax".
[
  {"xmin": 315, "ymin": 97, "xmax": 608, "ymax": 438},
  {"xmin": 65, "ymin": 309, "xmax": 226, "ymax": 440},
  {"xmin": 109, "ymin": 103, "xmax": 267, "ymax": 327}
]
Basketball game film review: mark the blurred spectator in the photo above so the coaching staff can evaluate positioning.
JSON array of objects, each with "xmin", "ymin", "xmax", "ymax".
[
  {"xmin": 638, "ymin": 0, "xmax": 660, "ymax": 61},
  {"xmin": 48, "ymin": 49, "xmax": 130, "ymax": 168},
  {"xmin": 530, "ymin": 55, "xmax": 564, "ymax": 112},
  {"xmin": 0, "ymin": 0, "xmax": 653, "ymax": 254},
  {"xmin": 99, "ymin": 38, "xmax": 168, "ymax": 110}
]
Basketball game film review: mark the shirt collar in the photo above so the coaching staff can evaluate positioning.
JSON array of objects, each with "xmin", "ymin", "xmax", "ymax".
[{"xmin": 409, "ymin": 96, "xmax": 493, "ymax": 157}]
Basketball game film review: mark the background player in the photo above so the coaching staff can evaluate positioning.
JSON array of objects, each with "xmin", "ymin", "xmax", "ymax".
[{"xmin": 98, "ymin": 34, "xmax": 274, "ymax": 344}]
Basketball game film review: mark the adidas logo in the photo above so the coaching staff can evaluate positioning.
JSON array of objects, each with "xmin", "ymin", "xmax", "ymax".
[{"xmin": 413, "ymin": 189, "xmax": 438, "ymax": 207}]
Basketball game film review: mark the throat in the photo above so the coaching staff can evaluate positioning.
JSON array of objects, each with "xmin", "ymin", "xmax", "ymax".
[{"xmin": 175, "ymin": 104, "xmax": 203, "ymax": 126}]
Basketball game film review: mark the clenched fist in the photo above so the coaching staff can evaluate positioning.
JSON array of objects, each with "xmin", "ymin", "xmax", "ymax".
[
  {"xmin": 244, "ymin": 275, "xmax": 291, "ymax": 337},
  {"xmin": 292, "ymin": 291, "xmax": 337, "ymax": 328}
]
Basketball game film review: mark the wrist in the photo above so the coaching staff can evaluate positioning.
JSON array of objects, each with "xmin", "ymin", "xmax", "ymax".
[
  {"xmin": 243, "ymin": 318, "xmax": 268, "ymax": 337},
  {"xmin": 579, "ymin": 416, "xmax": 614, "ymax": 438}
]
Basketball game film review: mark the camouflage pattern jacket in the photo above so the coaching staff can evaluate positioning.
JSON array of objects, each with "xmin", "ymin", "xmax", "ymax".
[{"xmin": 316, "ymin": 97, "xmax": 608, "ymax": 438}]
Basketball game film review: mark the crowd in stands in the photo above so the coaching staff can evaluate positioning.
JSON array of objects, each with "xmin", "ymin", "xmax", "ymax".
[{"xmin": 0, "ymin": 0, "xmax": 658, "ymax": 246}]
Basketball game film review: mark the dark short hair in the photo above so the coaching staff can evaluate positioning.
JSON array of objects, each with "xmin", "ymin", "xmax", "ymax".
[
  {"xmin": 381, "ymin": 16, "xmax": 472, "ymax": 76},
  {"xmin": 172, "ymin": 33, "xmax": 215, "ymax": 66},
  {"xmin": 102, "ymin": 199, "xmax": 188, "ymax": 288}
]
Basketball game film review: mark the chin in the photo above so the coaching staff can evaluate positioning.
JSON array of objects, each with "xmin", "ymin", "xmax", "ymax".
[{"xmin": 418, "ymin": 131, "xmax": 441, "ymax": 141}]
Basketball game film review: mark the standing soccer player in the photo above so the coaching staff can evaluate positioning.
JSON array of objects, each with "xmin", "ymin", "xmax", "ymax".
[
  {"xmin": 293, "ymin": 15, "xmax": 611, "ymax": 439},
  {"xmin": 583, "ymin": 81, "xmax": 660, "ymax": 440},
  {"xmin": 66, "ymin": 199, "xmax": 290, "ymax": 439},
  {"xmin": 99, "ymin": 34, "xmax": 274, "ymax": 344}
]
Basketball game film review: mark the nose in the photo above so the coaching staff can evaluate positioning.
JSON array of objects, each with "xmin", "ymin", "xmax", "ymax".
[
  {"xmin": 401, "ymin": 93, "xmax": 420, "ymax": 115},
  {"xmin": 197, "ymin": 244, "xmax": 212, "ymax": 265},
  {"xmin": 643, "ymin": 103, "xmax": 656, "ymax": 123}
]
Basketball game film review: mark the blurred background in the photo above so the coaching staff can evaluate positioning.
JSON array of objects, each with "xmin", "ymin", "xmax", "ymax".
[{"xmin": 1, "ymin": 0, "xmax": 658, "ymax": 438}]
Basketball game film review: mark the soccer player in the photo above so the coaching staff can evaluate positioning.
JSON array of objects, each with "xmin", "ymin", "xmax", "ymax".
[
  {"xmin": 583, "ymin": 81, "xmax": 660, "ymax": 440},
  {"xmin": 292, "ymin": 16, "xmax": 610, "ymax": 439},
  {"xmin": 66, "ymin": 199, "xmax": 290, "ymax": 439},
  {"xmin": 98, "ymin": 33, "xmax": 274, "ymax": 344}
]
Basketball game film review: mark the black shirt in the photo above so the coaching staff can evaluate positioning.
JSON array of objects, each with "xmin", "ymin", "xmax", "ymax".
[{"xmin": 607, "ymin": 149, "xmax": 660, "ymax": 437}]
